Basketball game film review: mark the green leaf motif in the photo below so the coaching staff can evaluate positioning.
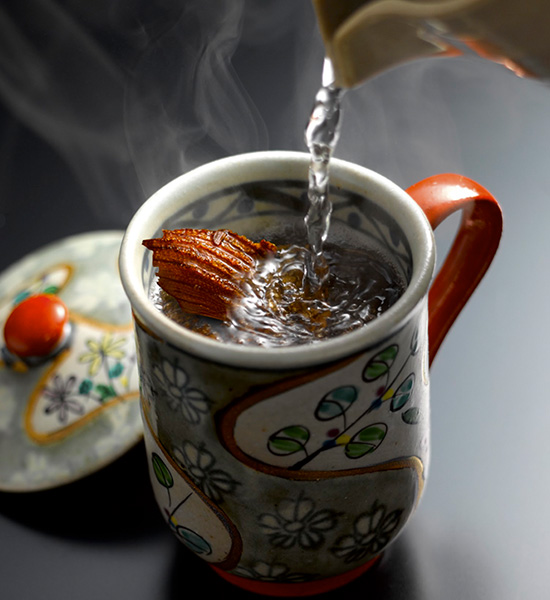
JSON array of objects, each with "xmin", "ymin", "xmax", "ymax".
[
  {"xmin": 13, "ymin": 291, "xmax": 31, "ymax": 305},
  {"xmin": 268, "ymin": 425, "xmax": 310, "ymax": 456},
  {"xmin": 95, "ymin": 384, "xmax": 117, "ymax": 401},
  {"xmin": 363, "ymin": 345, "xmax": 399, "ymax": 382},
  {"xmin": 315, "ymin": 386, "xmax": 358, "ymax": 421},
  {"xmin": 43, "ymin": 285, "xmax": 59, "ymax": 295},
  {"xmin": 109, "ymin": 362, "xmax": 124, "ymax": 378},
  {"xmin": 402, "ymin": 407, "xmax": 421, "ymax": 424},
  {"xmin": 79, "ymin": 379, "xmax": 93, "ymax": 395},
  {"xmin": 152, "ymin": 453, "xmax": 173, "ymax": 489},
  {"xmin": 390, "ymin": 374, "xmax": 415, "ymax": 412},
  {"xmin": 345, "ymin": 423, "xmax": 387, "ymax": 458}
]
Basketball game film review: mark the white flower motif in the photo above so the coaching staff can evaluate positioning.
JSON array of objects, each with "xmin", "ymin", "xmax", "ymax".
[
  {"xmin": 138, "ymin": 372, "xmax": 159, "ymax": 431},
  {"xmin": 331, "ymin": 501, "xmax": 402, "ymax": 563},
  {"xmin": 153, "ymin": 358, "xmax": 188, "ymax": 407},
  {"xmin": 232, "ymin": 561, "xmax": 317, "ymax": 583},
  {"xmin": 259, "ymin": 493, "xmax": 338, "ymax": 550},
  {"xmin": 153, "ymin": 358, "xmax": 210, "ymax": 424},
  {"xmin": 174, "ymin": 441, "xmax": 238, "ymax": 502}
]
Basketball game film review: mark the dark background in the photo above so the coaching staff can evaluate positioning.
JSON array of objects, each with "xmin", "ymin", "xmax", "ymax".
[{"xmin": 1, "ymin": 1, "xmax": 549, "ymax": 598}]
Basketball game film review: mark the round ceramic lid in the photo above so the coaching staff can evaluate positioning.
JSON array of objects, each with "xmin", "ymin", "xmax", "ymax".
[{"xmin": 0, "ymin": 231, "xmax": 142, "ymax": 492}]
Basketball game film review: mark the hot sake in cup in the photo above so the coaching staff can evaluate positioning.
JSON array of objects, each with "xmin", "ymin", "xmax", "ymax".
[{"xmin": 119, "ymin": 150, "xmax": 501, "ymax": 596}]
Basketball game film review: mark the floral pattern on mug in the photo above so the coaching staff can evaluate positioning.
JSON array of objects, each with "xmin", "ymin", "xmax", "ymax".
[
  {"xmin": 331, "ymin": 500, "xmax": 403, "ymax": 564},
  {"xmin": 258, "ymin": 492, "xmax": 339, "ymax": 550},
  {"xmin": 232, "ymin": 561, "xmax": 319, "ymax": 583},
  {"xmin": 173, "ymin": 441, "xmax": 239, "ymax": 503},
  {"xmin": 153, "ymin": 357, "xmax": 211, "ymax": 424}
]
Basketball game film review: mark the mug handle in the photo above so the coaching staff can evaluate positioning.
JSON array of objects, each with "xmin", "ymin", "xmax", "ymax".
[{"xmin": 406, "ymin": 174, "xmax": 503, "ymax": 365}]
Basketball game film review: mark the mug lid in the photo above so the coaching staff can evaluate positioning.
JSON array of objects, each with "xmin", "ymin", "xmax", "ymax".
[{"xmin": 0, "ymin": 231, "xmax": 142, "ymax": 492}]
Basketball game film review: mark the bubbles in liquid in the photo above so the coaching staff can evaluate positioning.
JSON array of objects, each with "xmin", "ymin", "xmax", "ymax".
[
  {"xmin": 225, "ymin": 243, "xmax": 405, "ymax": 346},
  {"xmin": 150, "ymin": 241, "xmax": 406, "ymax": 348},
  {"xmin": 149, "ymin": 58, "xmax": 406, "ymax": 347}
]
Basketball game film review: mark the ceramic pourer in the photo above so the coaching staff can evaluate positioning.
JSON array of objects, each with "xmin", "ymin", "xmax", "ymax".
[{"xmin": 312, "ymin": 0, "xmax": 550, "ymax": 88}]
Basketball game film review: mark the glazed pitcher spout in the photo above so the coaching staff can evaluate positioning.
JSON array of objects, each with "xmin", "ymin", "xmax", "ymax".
[{"xmin": 312, "ymin": 0, "xmax": 550, "ymax": 88}]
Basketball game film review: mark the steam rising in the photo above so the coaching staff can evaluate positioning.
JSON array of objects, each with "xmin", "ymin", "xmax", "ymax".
[
  {"xmin": 0, "ymin": 0, "xmax": 320, "ymax": 225},
  {"xmin": 125, "ymin": 0, "xmax": 269, "ymax": 199},
  {"xmin": 0, "ymin": 0, "xmax": 515, "ymax": 230},
  {"xmin": 0, "ymin": 0, "xmax": 137, "ymax": 222}
]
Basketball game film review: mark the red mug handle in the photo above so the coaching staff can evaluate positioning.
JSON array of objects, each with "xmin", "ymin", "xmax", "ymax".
[{"xmin": 406, "ymin": 174, "xmax": 503, "ymax": 365}]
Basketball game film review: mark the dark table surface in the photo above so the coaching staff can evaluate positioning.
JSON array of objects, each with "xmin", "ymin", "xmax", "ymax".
[{"xmin": 1, "ymin": 1, "xmax": 549, "ymax": 598}]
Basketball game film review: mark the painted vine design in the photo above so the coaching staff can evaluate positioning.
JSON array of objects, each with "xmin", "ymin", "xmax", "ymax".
[{"xmin": 268, "ymin": 330, "xmax": 421, "ymax": 470}]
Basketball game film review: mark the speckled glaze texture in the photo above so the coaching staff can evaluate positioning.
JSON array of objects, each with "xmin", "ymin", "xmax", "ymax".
[
  {"xmin": 119, "ymin": 151, "xmax": 502, "ymax": 595},
  {"xmin": 137, "ymin": 304, "xmax": 429, "ymax": 582},
  {"xmin": 0, "ymin": 232, "xmax": 141, "ymax": 492}
]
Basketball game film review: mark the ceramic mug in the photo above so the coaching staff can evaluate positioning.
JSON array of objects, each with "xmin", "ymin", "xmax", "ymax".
[{"xmin": 119, "ymin": 151, "xmax": 502, "ymax": 596}]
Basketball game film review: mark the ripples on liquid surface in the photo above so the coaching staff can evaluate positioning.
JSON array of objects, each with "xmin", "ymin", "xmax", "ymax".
[
  {"xmin": 150, "ymin": 59, "xmax": 406, "ymax": 346},
  {"xmin": 227, "ymin": 243, "xmax": 405, "ymax": 346},
  {"xmin": 151, "ymin": 242, "xmax": 406, "ymax": 347}
]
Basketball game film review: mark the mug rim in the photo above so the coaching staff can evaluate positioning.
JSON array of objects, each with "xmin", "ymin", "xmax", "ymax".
[{"xmin": 119, "ymin": 150, "xmax": 436, "ymax": 369}]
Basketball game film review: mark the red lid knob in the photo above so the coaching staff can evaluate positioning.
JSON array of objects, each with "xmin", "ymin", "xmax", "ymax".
[{"xmin": 4, "ymin": 294, "xmax": 69, "ymax": 358}]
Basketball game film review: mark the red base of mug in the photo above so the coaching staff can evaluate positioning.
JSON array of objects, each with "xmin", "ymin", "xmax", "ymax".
[{"xmin": 211, "ymin": 555, "xmax": 381, "ymax": 597}]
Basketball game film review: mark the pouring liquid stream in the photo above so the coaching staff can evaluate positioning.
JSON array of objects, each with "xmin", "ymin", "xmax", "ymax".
[
  {"xmin": 304, "ymin": 58, "xmax": 345, "ymax": 289},
  {"xmin": 151, "ymin": 58, "xmax": 406, "ymax": 345},
  {"xmin": 222, "ymin": 58, "xmax": 405, "ymax": 345}
]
